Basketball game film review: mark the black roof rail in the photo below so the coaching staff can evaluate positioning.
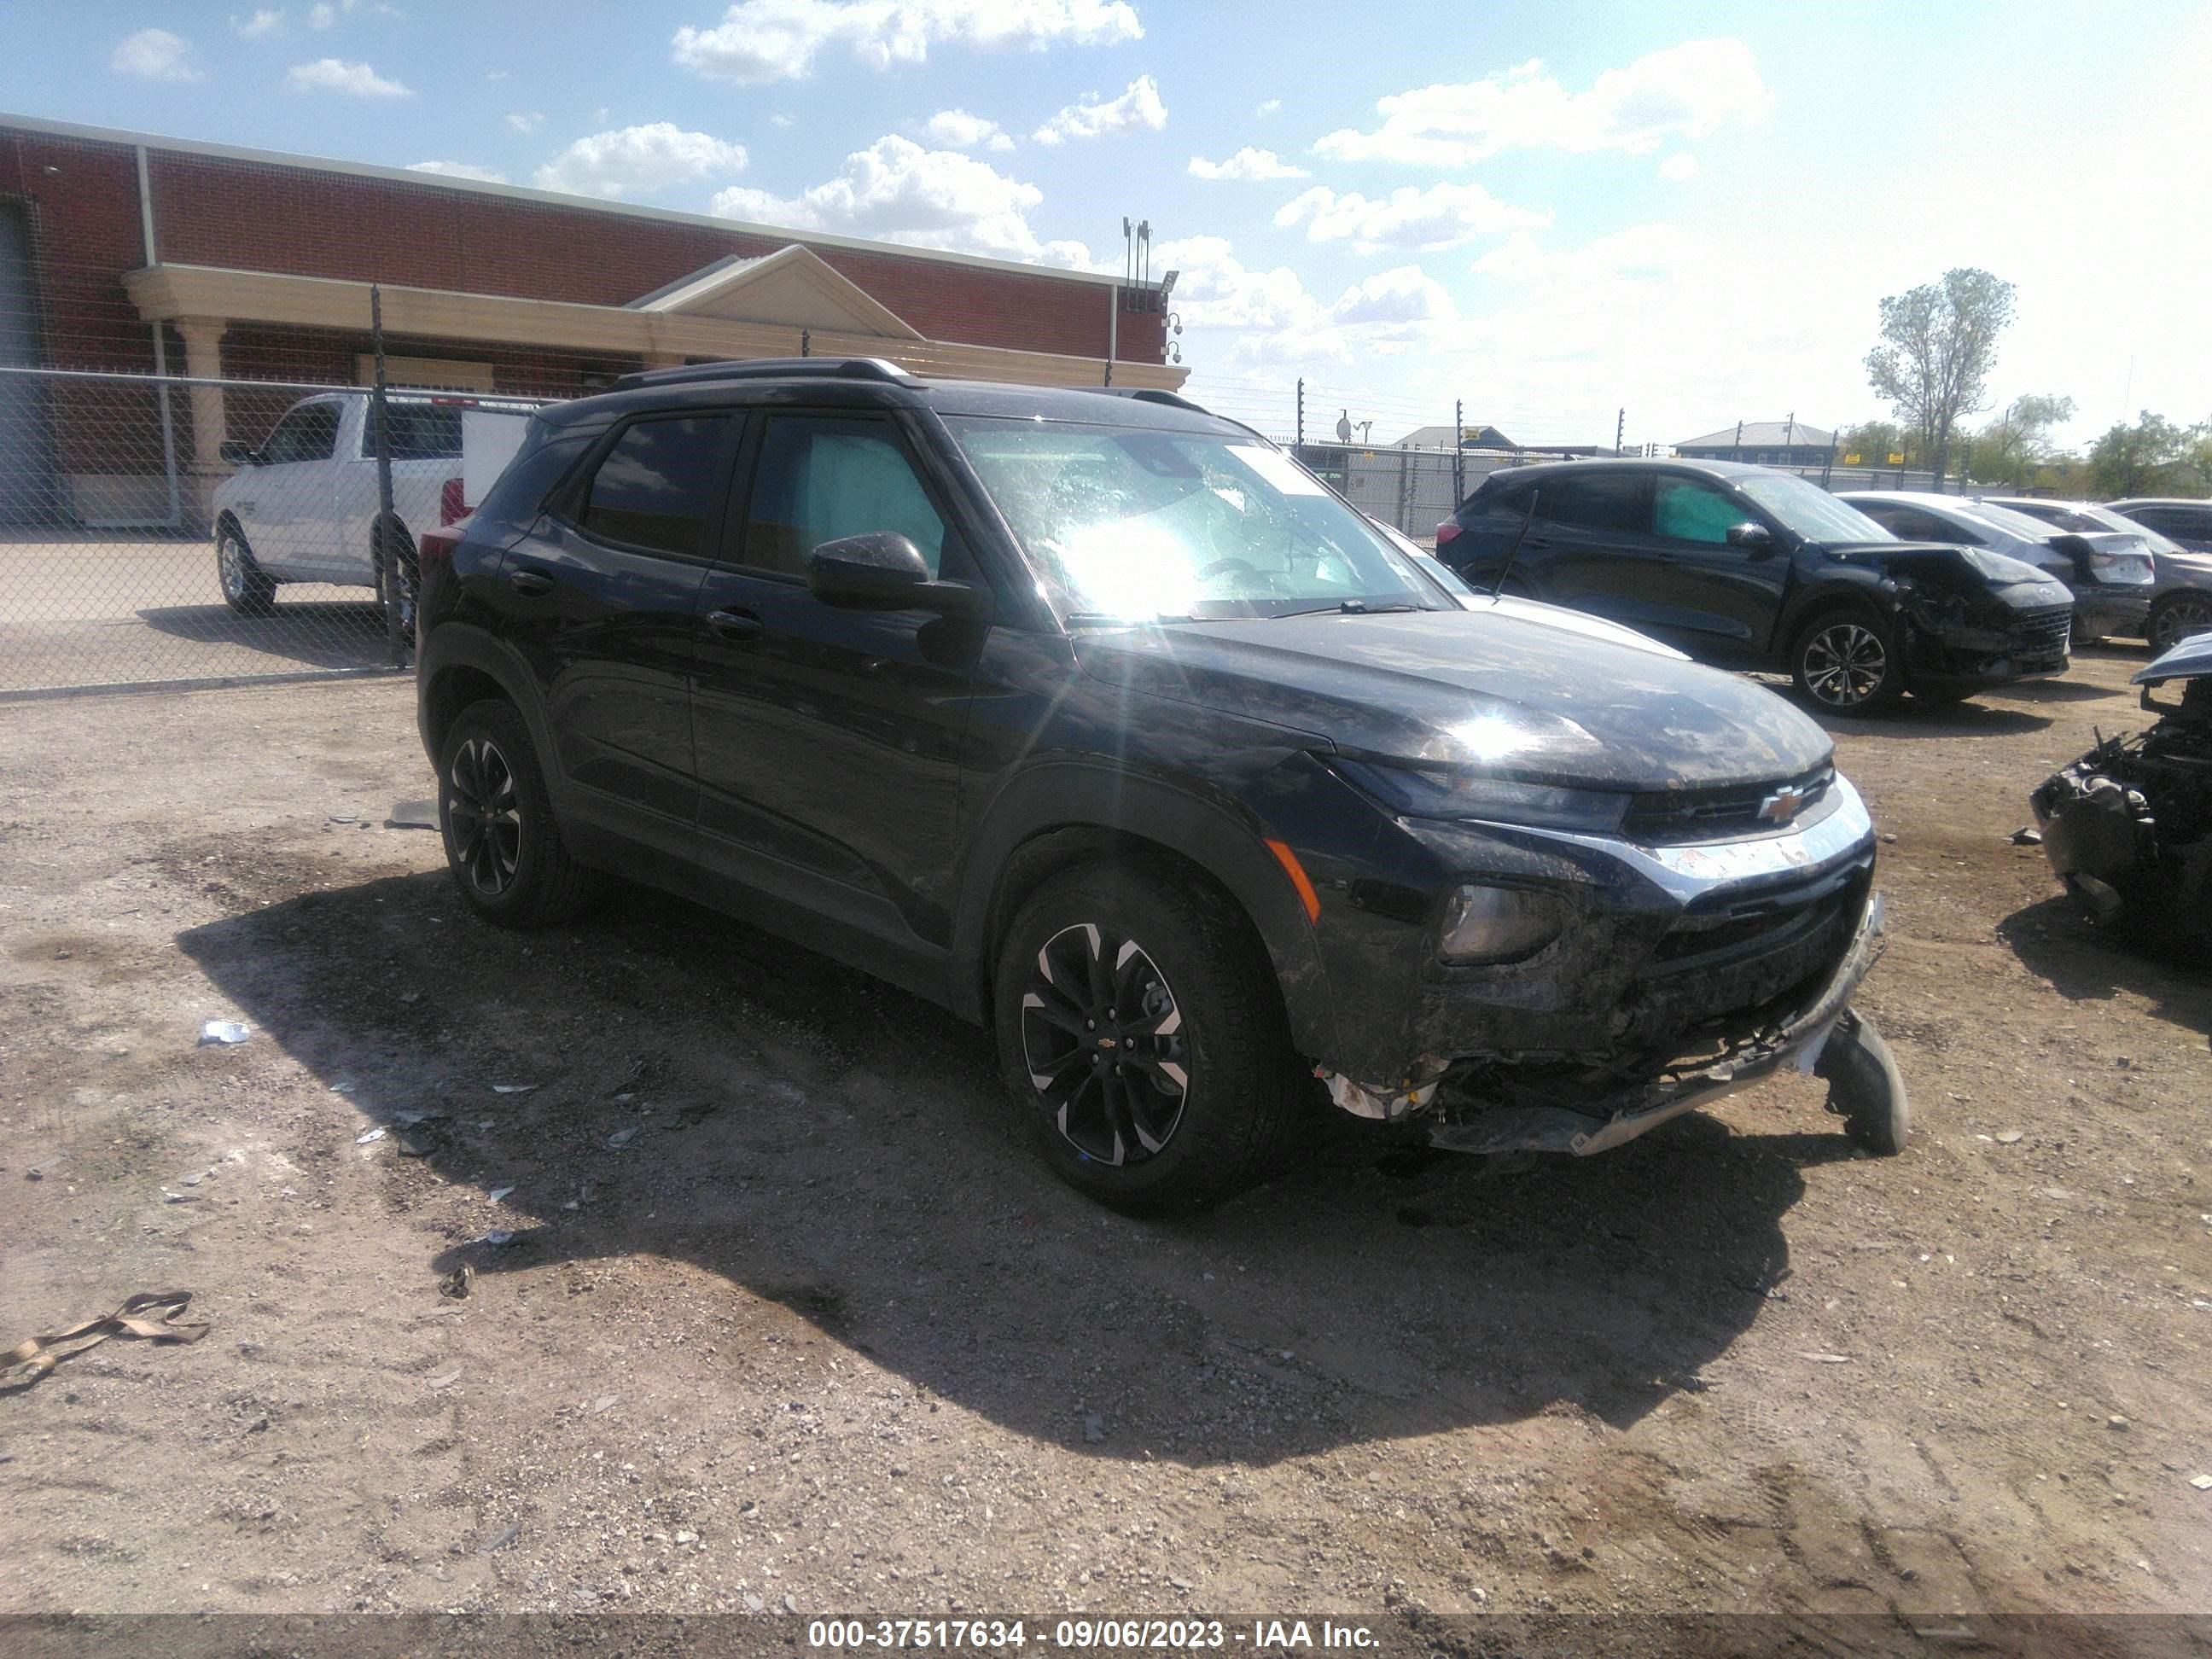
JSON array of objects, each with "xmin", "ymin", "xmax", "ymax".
[
  {"xmin": 1087, "ymin": 386, "xmax": 1212, "ymax": 415},
  {"xmin": 610, "ymin": 357, "xmax": 920, "ymax": 392}
]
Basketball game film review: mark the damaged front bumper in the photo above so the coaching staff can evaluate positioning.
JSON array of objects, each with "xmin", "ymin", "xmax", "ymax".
[{"xmin": 1422, "ymin": 891, "xmax": 1886, "ymax": 1155}]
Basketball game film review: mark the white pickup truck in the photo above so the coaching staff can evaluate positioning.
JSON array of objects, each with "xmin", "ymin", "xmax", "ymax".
[{"xmin": 212, "ymin": 391, "xmax": 533, "ymax": 624}]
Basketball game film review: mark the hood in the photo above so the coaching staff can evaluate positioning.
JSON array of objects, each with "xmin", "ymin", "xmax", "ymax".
[
  {"xmin": 1458, "ymin": 592, "xmax": 1692, "ymax": 659},
  {"xmin": 1074, "ymin": 608, "xmax": 1832, "ymax": 792},
  {"xmin": 1831, "ymin": 539, "xmax": 2074, "ymax": 608},
  {"xmin": 2134, "ymin": 632, "xmax": 2212, "ymax": 685}
]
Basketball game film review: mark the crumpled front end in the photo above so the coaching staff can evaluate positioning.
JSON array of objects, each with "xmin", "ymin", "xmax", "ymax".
[{"xmin": 2030, "ymin": 655, "xmax": 2212, "ymax": 945}]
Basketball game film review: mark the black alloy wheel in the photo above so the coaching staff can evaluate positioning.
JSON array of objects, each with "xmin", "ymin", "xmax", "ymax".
[
  {"xmin": 1793, "ymin": 613, "xmax": 1904, "ymax": 713},
  {"xmin": 445, "ymin": 733, "xmax": 521, "ymax": 899},
  {"xmin": 1020, "ymin": 921, "xmax": 1191, "ymax": 1167},
  {"xmin": 2148, "ymin": 592, "xmax": 2212, "ymax": 653},
  {"xmin": 436, "ymin": 699, "xmax": 601, "ymax": 928}
]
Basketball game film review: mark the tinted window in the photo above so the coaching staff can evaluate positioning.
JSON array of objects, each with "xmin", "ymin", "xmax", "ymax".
[
  {"xmin": 578, "ymin": 416, "xmax": 731, "ymax": 556},
  {"xmin": 1652, "ymin": 477, "xmax": 1746, "ymax": 544},
  {"xmin": 263, "ymin": 402, "xmax": 340, "ymax": 464},
  {"xmin": 1861, "ymin": 504, "xmax": 1965, "ymax": 542},
  {"xmin": 1482, "ymin": 475, "xmax": 1535, "ymax": 515},
  {"xmin": 742, "ymin": 415, "xmax": 957, "ymax": 579},
  {"xmin": 1542, "ymin": 471, "xmax": 1647, "ymax": 534},
  {"xmin": 365, "ymin": 402, "xmax": 463, "ymax": 461}
]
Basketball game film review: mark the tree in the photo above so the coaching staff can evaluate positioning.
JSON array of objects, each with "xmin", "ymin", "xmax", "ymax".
[
  {"xmin": 2086, "ymin": 412, "xmax": 2187, "ymax": 498},
  {"xmin": 1865, "ymin": 268, "xmax": 2017, "ymax": 487},
  {"xmin": 1970, "ymin": 393, "xmax": 2075, "ymax": 486}
]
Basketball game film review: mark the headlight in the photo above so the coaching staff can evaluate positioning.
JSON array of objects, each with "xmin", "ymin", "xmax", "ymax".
[
  {"xmin": 1334, "ymin": 757, "xmax": 1630, "ymax": 832},
  {"xmin": 1439, "ymin": 883, "xmax": 1563, "ymax": 964},
  {"xmin": 1958, "ymin": 548, "xmax": 2052, "ymax": 585}
]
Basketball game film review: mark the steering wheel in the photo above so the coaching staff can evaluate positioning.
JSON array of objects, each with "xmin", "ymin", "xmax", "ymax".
[{"xmin": 1196, "ymin": 557, "xmax": 1258, "ymax": 581}]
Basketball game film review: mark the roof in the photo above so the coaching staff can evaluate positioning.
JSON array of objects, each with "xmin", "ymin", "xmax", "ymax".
[
  {"xmin": 544, "ymin": 362, "xmax": 1246, "ymax": 438},
  {"xmin": 1676, "ymin": 420, "xmax": 1836, "ymax": 450},
  {"xmin": 1481, "ymin": 456, "xmax": 1793, "ymax": 485},
  {"xmin": 1393, "ymin": 422, "xmax": 1516, "ymax": 449},
  {"xmin": 0, "ymin": 109, "xmax": 1154, "ymax": 294},
  {"xmin": 625, "ymin": 244, "xmax": 923, "ymax": 340}
]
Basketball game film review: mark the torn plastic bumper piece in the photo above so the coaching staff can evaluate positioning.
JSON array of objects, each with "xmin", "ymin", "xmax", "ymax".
[
  {"xmin": 1426, "ymin": 891, "xmax": 1889, "ymax": 1157},
  {"xmin": 1315, "ymin": 1061, "xmax": 1448, "ymax": 1123}
]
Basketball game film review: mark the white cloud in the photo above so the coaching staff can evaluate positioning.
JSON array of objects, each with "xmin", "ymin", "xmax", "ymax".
[
  {"xmin": 673, "ymin": 0, "xmax": 1141, "ymax": 84},
  {"xmin": 407, "ymin": 160, "xmax": 509, "ymax": 183},
  {"xmin": 1470, "ymin": 224, "xmax": 1702, "ymax": 288},
  {"xmin": 232, "ymin": 9, "xmax": 285, "ymax": 38},
  {"xmin": 1330, "ymin": 265, "xmax": 1458, "ymax": 326},
  {"xmin": 1255, "ymin": 98, "xmax": 1280, "ymax": 116},
  {"xmin": 709, "ymin": 135, "xmax": 1094, "ymax": 266},
  {"xmin": 309, "ymin": 2, "xmax": 335, "ymax": 25},
  {"xmin": 1186, "ymin": 147, "xmax": 1307, "ymax": 181},
  {"xmin": 1658, "ymin": 151, "xmax": 1700, "ymax": 182},
  {"xmin": 1033, "ymin": 74, "xmax": 1166, "ymax": 144},
  {"xmin": 1314, "ymin": 38, "xmax": 1772, "ymax": 166},
  {"xmin": 486, "ymin": 68, "xmax": 507, "ymax": 80},
  {"xmin": 112, "ymin": 28, "xmax": 201, "ymax": 81},
  {"xmin": 770, "ymin": 113, "xmax": 795, "ymax": 127},
  {"xmin": 1273, "ymin": 182, "xmax": 1547, "ymax": 253},
  {"xmin": 286, "ymin": 57, "xmax": 410, "ymax": 96},
  {"xmin": 507, "ymin": 111, "xmax": 544, "ymax": 134},
  {"xmin": 534, "ymin": 124, "xmax": 749, "ymax": 199},
  {"xmin": 923, "ymin": 108, "xmax": 1014, "ymax": 151}
]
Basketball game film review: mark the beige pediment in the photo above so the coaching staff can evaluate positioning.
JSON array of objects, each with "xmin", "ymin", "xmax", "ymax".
[{"xmin": 631, "ymin": 244, "xmax": 923, "ymax": 340}]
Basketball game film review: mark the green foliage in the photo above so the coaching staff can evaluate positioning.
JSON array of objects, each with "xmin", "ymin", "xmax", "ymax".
[
  {"xmin": 1970, "ymin": 393, "xmax": 2076, "ymax": 486},
  {"xmin": 2087, "ymin": 411, "xmax": 2192, "ymax": 498},
  {"xmin": 1865, "ymin": 268, "xmax": 2017, "ymax": 483}
]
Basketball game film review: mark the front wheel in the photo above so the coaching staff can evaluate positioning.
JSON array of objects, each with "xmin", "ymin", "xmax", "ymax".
[
  {"xmin": 2147, "ymin": 592, "xmax": 2212, "ymax": 654},
  {"xmin": 1792, "ymin": 611, "xmax": 1905, "ymax": 714},
  {"xmin": 992, "ymin": 862, "xmax": 1307, "ymax": 1214},
  {"xmin": 437, "ymin": 699, "xmax": 600, "ymax": 928},
  {"xmin": 216, "ymin": 525, "xmax": 276, "ymax": 617}
]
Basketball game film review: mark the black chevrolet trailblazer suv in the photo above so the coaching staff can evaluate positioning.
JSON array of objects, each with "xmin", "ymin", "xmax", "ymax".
[
  {"xmin": 1437, "ymin": 458, "xmax": 2075, "ymax": 713},
  {"xmin": 414, "ymin": 360, "xmax": 1905, "ymax": 1212}
]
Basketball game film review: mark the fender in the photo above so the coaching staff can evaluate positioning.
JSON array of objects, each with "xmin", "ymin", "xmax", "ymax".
[
  {"xmin": 1773, "ymin": 568, "xmax": 1897, "ymax": 661},
  {"xmin": 415, "ymin": 621, "xmax": 570, "ymax": 807},
  {"xmin": 948, "ymin": 760, "xmax": 1337, "ymax": 1058}
]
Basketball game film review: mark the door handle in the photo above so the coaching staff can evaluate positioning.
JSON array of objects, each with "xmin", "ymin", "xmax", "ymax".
[
  {"xmin": 507, "ymin": 567, "xmax": 555, "ymax": 597},
  {"xmin": 1522, "ymin": 536, "xmax": 1554, "ymax": 550},
  {"xmin": 706, "ymin": 608, "xmax": 764, "ymax": 643}
]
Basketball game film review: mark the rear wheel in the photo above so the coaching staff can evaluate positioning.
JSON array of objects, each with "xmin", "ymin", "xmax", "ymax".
[
  {"xmin": 2147, "ymin": 591, "xmax": 2212, "ymax": 653},
  {"xmin": 992, "ymin": 861, "xmax": 1307, "ymax": 1214},
  {"xmin": 216, "ymin": 524, "xmax": 276, "ymax": 617},
  {"xmin": 1792, "ymin": 610, "xmax": 1905, "ymax": 714},
  {"xmin": 437, "ymin": 699, "xmax": 599, "ymax": 928}
]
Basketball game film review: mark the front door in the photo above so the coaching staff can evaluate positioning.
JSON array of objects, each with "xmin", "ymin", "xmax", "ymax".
[
  {"xmin": 1644, "ymin": 474, "xmax": 1794, "ymax": 662},
  {"xmin": 490, "ymin": 410, "xmax": 737, "ymax": 847},
  {"xmin": 241, "ymin": 399, "xmax": 344, "ymax": 578},
  {"xmin": 690, "ymin": 410, "xmax": 984, "ymax": 952}
]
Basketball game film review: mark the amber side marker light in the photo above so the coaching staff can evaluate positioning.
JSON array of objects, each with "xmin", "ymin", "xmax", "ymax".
[{"xmin": 1264, "ymin": 838, "xmax": 1322, "ymax": 923}]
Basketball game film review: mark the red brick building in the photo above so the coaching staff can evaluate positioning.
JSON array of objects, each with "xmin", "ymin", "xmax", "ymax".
[{"xmin": 0, "ymin": 113, "xmax": 1179, "ymax": 525}]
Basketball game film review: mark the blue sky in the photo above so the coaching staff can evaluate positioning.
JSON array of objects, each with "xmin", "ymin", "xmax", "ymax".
[{"xmin": 7, "ymin": 1, "xmax": 2210, "ymax": 451}]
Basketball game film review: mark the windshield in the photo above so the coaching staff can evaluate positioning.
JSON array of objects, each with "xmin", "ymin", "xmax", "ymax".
[
  {"xmin": 946, "ymin": 417, "xmax": 1436, "ymax": 620},
  {"xmin": 2071, "ymin": 503, "xmax": 2184, "ymax": 555},
  {"xmin": 1734, "ymin": 472, "xmax": 1895, "ymax": 543}
]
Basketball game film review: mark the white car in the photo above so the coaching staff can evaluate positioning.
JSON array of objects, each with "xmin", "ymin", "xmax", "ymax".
[{"xmin": 212, "ymin": 392, "xmax": 530, "ymax": 625}]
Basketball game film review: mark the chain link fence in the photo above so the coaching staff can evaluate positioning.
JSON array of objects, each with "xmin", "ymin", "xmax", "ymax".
[{"xmin": 0, "ymin": 362, "xmax": 551, "ymax": 696}]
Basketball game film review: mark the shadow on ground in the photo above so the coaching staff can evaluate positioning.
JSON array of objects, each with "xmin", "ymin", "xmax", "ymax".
[
  {"xmin": 1999, "ymin": 894, "xmax": 2212, "ymax": 1038},
  {"xmin": 178, "ymin": 865, "xmax": 1866, "ymax": 1466},
  {"xmin": 140, "ymin": 601, "xmax": 395, "ymax": 672}
]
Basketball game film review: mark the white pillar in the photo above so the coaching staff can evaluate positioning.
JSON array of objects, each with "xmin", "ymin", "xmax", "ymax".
[{"xmin": 172, "ymin": 316, "xmax": 229, "ymax": 533}]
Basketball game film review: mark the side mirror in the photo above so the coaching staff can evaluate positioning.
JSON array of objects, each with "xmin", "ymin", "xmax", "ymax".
[
  {"xmin": 805, "ymin": 532, "xmax": 988, "ymax": 617},
  {"xmin": 218, "ymin": 439, "xmax": 260, "ymax": 467},
  {"xmin": 1726, "ymin": 521, "xmax": 1775, "ymax": 554}
]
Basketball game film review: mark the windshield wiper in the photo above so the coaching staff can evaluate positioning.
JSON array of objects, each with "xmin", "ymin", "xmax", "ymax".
[
  {"xmin": 1063, "ymin": 611, "xmax": 1200, "ymax": 628},
  {"xmin": 1272, "ymin": 600, "xmax": 1424, "ymax": 619}
]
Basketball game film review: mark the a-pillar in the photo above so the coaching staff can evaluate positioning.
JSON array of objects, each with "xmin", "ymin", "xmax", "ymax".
[{"xmin": 172, "ymin": 316, "xmax": 229, "ymax": 533}]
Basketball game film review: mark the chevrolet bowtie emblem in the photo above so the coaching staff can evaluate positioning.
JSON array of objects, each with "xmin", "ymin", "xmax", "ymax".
[{"xmin": 1758, "ymin": 785, "xmax": 1808, "ymax": 825}]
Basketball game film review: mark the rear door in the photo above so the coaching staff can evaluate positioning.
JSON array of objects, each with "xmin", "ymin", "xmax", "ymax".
[
  {"xmin": 338, "ymin": 399, "xmax": 463, "ymax": 584},
  {"xmin": 239, "ymin": 399, "xmax": 344, "ymax": 578},
  {"xmin": 688, "ymin": 409, "xmax": 984, "ymax": 952},
  {"xmin": 491, "ymin": 410, "xmax": 737, "ymax": 847},
  {"xmin": 1644, "ymin": 474, "xmax": 1793, "ymax": 661},
  {"xmin": 1514, "ymin": 469, "xmax": 1657, "ymax": 624}
]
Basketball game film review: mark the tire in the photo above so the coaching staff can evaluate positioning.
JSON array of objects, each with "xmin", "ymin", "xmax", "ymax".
[
  {"xmin": 373, "ymin": 529, "xmax": 418, "ymax": 645},
  {"xmin": 436, "ymin": 698, "xmax": 600, "ymax": 928},
  {"xmin": 1792, "ymin": 609, "xmax": 1906, "ymax": 714},
  {"xmin": 1816, "ymin": 1009, "xmax": 1910, "ymax": 1155},
  {"xmin": 216, "ymin": 522, "xmax": 277, "ymax": 618},
  {"xmin": 2147, "ymin": 591, "xmax": 2212, "ymax": 654},
  {"xmin": 992, "ymin": 860, "xmax": 1308, "ymax": 1214}
]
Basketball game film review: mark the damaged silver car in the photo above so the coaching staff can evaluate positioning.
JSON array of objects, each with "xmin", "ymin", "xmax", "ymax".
[{"xmin": 2031, "ymin": 634, "xmax": 2212, "ymax": 946}]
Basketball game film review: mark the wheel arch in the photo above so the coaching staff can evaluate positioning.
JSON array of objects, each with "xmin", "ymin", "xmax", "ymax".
[
  {"xmin": 416, "ymin": 623, "xmax": 559, "ymax": 791},
  {"xmin": 952, "ymin": 763, "xmax": 1336, "ymax": 1058}
]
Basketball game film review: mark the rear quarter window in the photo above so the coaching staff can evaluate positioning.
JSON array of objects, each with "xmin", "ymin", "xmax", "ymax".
[{"xmin": 477, "ymin": 420, "xmax": 597, "ymax": 524}]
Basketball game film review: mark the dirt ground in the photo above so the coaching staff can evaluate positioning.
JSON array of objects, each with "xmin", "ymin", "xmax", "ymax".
[{"xmin": 2, "ymin": 645, "xmax": 2208, "ymax": 1624}]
